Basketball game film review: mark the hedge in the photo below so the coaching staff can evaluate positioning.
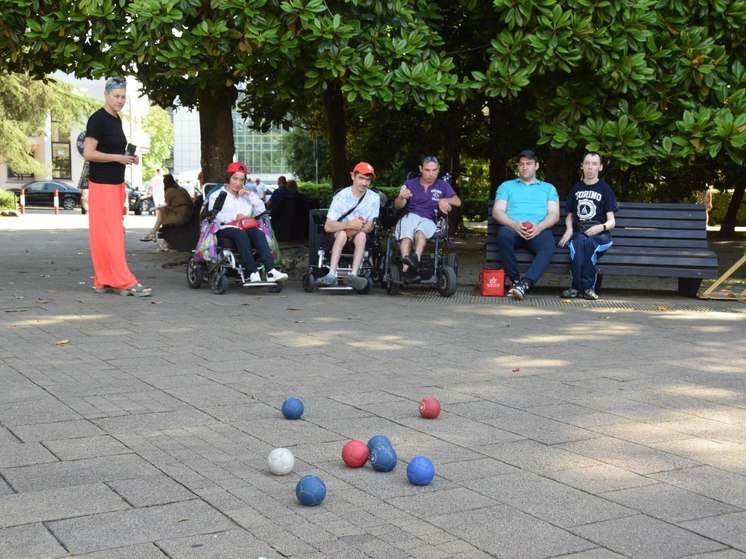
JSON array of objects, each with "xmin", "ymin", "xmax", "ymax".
[
  {"xmin": 297, "ymin": 183, "xmax": 745, "ymax": 226},
  {"xmin": 0, "ymin": 189, "xmax": 17, "ymax": 211},
  {"xmin": 708, "ymin": 191, "xmax": 746, "ymax": 226}
]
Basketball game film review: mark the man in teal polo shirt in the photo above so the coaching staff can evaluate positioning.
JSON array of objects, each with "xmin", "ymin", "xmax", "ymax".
[{"xmin": 492, "ymin": 149, "xmax": 560, "ymax": 300}]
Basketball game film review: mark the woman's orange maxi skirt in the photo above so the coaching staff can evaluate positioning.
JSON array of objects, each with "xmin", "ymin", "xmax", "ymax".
[{"xmin": 88, "ymin": 181, "xmax": 138, "ymax": 290}]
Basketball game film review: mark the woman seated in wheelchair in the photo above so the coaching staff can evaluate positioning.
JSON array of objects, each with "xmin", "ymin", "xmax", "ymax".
[
  {"xmin": 395, "ymin": 155, "xmax": 461, "ymax": 281},
  {"xmin": 207, "ymin": 162, "xmax": 287, "ymax": 285},
  {"xmin": 315, "ymin": 162, "xmax": 380, "ymax": 290}
]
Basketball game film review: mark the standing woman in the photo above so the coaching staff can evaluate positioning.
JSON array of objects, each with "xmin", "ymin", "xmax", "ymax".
[{"xmin": 83, "ymin": 77, "xmax": 152, "ymax": 297}]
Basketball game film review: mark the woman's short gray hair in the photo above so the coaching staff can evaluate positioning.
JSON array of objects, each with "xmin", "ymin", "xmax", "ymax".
[{"xmin": 105, "ymin": 77, "xmax": 127, "ymax": 93}]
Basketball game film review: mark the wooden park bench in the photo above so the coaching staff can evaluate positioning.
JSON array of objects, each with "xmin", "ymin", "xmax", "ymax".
[{"xmin": 486, "ymin": 201, "xmax": 718, "ymax": 297}]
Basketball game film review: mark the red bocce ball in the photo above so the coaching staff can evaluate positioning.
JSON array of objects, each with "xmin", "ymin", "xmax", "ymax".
[
  {"xmin": 342, "ymin": 439, "xmax": 369, "ymax": 467},
  {"xmin": 419, "ymin": 397, "xmax": 441, "ymax": 419}
]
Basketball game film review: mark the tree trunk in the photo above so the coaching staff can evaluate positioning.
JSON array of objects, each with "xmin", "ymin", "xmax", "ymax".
[
  {"xmin": 199, "ymin": 84, "xmax": 237, "ymax": 183},
  {"xmin": 546, "ymin": 149, "xmax": 580, "ymax": 199},
  {"xmin": 443, "ymin": 149, "xmax": 466, "ymax": 236},
  {"xmin": 719, "ymin": 183, "xmax": 745, "ymax": 236},
  {"xmin": 487, "ymin": 98, "xmax": 508, "ymax": 200},
  {"xmin": 323, "ymin": 81, "xmax": 348, "ymax": 190}
]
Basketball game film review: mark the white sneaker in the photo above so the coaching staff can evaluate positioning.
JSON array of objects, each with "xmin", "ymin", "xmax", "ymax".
[
  {"xmin": 266, "ymin": 269, "xmax": 288, "ymax": 282},
  {"xmin": 243, "ymin": 272, "xmax": 261, "ymax": 286}
]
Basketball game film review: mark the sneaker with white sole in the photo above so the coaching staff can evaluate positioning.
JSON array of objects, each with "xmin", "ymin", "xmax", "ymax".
[
  {"xmin": 266, "ymin": 269, "xmax": 288, "ymax": 282},
  {"xmin": 509, "ymin": 280, "xmax": 529, "ymax": 300},
  {"xmin": 243, "ymin": 271, "xmax": 262, "ymax": 286},
  {"xmin": 582, "ymin": 288, "xmax": 599, "ymax": 300},
  {"xmin": 560, "ymin": 287, "xmax": 579, "ymax": 298}
]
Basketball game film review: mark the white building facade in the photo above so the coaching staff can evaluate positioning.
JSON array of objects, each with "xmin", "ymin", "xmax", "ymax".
[{"xmin": 171, "ymin": 107, "xmax": 292, "ymax": 187}]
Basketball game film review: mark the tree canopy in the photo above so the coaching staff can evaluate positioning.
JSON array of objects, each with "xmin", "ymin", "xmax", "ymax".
[
  {"xmin": 0, "ymin": 0, "xmax": 456, "ymax": 184},
  {"xmin": 1, "ymin": 0, "xmax": 745, "ymax": 229},
  {"xmin": 0, "ymin": 73, "xmax": 95, "ymax": 175}
]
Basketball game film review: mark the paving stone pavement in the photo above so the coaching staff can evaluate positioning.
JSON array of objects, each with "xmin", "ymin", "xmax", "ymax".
[{"xmin": 1, "ymin": 213, "xmax": 745, "ymax": 558}]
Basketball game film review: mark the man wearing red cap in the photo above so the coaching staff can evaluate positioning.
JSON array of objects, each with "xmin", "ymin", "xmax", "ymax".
[{"xmin": 317, "ymin": 162, "xmax": 380, "ymax": 289}]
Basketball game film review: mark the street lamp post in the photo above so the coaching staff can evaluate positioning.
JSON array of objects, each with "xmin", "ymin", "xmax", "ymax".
[{"xmin": 127, "ymin": 95, "xmax": 134, "ymax": 188}]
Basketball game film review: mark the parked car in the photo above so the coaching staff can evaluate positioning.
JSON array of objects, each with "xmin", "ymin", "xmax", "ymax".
[
  {"xmin": 7, "ymin": 181, "xmax": 82, "ymax": 211},
  {"xmin": 80, "ymin": 181, "xmax": 147, "ymax": 215},
  {"xmin": 263, "ymin": 183, "xmax": 278, "ymax": 200}
]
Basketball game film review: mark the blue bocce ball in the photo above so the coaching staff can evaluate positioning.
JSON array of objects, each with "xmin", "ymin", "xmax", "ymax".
[
  {"xmin": 282, "ymin": 397, "xmax": 304, "ymax": 419},
  {"xmin": 367, "ymin": 434, "xmax": 391, "ymax": 452},
  {"xmin": 406, "ymin": 456, "xmax": 435, "ymax": 486},
  {"xmin": 295, "ymin": 475, "xmax": 326, "ymax": 506},
  {"xmin": 369, "ymin": 442, "xmax": 397, "ymax": 472}
]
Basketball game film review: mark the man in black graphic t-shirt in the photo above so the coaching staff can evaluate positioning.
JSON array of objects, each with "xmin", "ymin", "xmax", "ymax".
[{"xmin": 558, "ymin": 152, "xmax": 619, "ymax": 300}]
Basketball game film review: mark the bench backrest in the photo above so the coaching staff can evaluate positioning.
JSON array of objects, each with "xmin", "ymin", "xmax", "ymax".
[
  {"xmin": 487, "ymin": 200, "xmax": 707, "ymax": 244},
  {"xmin": 486, "ymin": 200, "xmax": 717, "ymax": 292},
  {"xmin": 597, "ymin": 202, "xmax": 708, "ymax": 248}
]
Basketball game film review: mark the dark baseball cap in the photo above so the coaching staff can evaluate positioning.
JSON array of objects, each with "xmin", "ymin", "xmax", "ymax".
[{"xmin": 517, "ymin": 149, "xmax": 539, "ymax": 161}]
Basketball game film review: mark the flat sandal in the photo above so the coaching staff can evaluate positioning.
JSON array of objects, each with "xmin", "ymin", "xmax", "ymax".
[{"xmin": 119, "ymin": 283, "xmax": 152, "ymax": 297}]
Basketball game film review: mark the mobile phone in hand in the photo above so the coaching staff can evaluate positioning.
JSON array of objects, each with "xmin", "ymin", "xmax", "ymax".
[{"xmin": 125, "ymin": 143, "xmax": 137, "ymax": 156}]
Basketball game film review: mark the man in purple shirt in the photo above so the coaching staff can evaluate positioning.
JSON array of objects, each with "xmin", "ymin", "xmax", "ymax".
[{"xmin": 394, "ymin": 156, "xmax": 461, "ymax": 279}]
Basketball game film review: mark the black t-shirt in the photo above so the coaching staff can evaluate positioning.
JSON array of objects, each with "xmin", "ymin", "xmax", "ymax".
[
  {"xmin": 86, "ymin": 108, "xmax": 126, "ymax": 184},
  {"xmin": 566, "ymin": 180, "xmax": 619, "ymax": 228}
]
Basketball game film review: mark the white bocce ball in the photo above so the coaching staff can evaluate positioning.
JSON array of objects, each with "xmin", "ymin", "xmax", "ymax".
[{"xmin": 267, "ymin": 447, "xmax": 295, "ymax": 475}]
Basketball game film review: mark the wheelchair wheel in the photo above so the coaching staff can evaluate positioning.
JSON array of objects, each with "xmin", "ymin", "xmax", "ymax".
[
  {"xmin": 211, "ymin": 272, "xmax": 229, "ymax": 295},
  {"xmin": 375, "ymin": 255, "xmax": 387, "ymax": 289},
  {"xmin": 186, "ymin": 256, "xmax": 204, "ymax": 289},
  {"xmin": 445, "ymin": 252, "xmax": 458, "ymax": 277},
  {"xmin": 437, "ymin": 266, "xmax": 457, "ymax": 297},
  {"xmin": 386, "ymin": 265, "xmax": 401, "ymax": 296},
  {"xmin": 302, "ymin": 271, "xmax": 315, "ymax": 293},
  {"xmin": 267, "ymin": 282, "xmax": 284, "ymax": 293}
]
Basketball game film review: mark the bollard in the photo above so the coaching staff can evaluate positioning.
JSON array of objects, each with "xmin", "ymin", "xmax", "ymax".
[
  {"xmin": 19, "ymin": 188, "xmax": 25, "ymax": 214},
  {"xmin": 53, "ymin": 189, "xmax": 59, "ymax": 214}
]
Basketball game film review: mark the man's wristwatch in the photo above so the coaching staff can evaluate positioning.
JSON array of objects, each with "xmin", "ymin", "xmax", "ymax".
[{"xmin": 603, "ymin": 223, "xmax": 607, "ymax": 231}]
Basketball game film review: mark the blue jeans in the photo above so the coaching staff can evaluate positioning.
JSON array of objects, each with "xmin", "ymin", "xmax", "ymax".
[
  {"xmin": 217, "ymin": 226, "xmax": 274, "ymax": 274},
  {"xmin": 567, "ymin": 232, "xmax": 612, "ymax": 290},
  {"xmin": 496, "ymin": 226, "xmax": 556, "ymax": 286}
]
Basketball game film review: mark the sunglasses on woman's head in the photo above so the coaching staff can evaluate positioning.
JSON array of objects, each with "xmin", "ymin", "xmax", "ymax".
[{"xmin": 105, "ymin": 77, "xmax": 127, "ymax": 92}]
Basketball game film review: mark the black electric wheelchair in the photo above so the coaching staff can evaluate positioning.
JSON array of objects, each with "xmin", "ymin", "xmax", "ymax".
[
  {"xmin": 186, "ymin": 199, "xmax": 285, "ymax": 294},
  {"xmin": 377, "ymin": 200, "xmax": 458, "ymax": 297},
  {"xmin": 301, "ymin": 207, "xmax": 381, "ymax": 294}
]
